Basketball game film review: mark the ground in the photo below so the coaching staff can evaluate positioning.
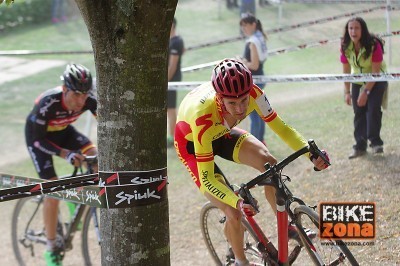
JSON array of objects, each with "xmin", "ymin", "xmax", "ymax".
[{"xmin": 1, "ymin": 77, "xmax": 399, "ymax": 265}]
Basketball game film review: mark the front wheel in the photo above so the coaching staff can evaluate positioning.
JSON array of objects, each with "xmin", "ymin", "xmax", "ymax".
[
  {"xmin": 293, "ymin": 205, "xmax": 359, "ymax": 266},
  {"xmin": 11, "ymin": 196, "xmax": 47, "ymax": 266},
  {"xmin": 82, "ymin": 207, "xmax": 101, "ymax": 265},
  {"xmin": 200, "ymin": 201, "xmax": 265, "ymax": 265}
]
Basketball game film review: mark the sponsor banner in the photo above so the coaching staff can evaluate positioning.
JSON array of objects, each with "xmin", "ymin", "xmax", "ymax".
[
  {"xmin": 319, "ymin": 202, "xmax": 376, "ymax": 240},
  {"xmin": 99, "ymin": 168, "xmax": 168, "ymax": 208},
  {"xmin": 0, "ymin": 172, "xmax": 105, "ymax": 208}
]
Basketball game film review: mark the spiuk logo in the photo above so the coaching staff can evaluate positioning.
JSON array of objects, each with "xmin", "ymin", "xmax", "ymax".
[{"xmin": 319, "ymin": 202, "xmax": 375, "ymax": 240}]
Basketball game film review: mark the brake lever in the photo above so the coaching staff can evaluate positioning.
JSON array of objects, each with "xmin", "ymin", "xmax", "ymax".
[{"xmin": 239, "ymin": 184, "xmax": 260, "ymax": 213}]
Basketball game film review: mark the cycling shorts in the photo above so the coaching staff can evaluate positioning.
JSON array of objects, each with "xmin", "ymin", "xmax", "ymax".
[
  {"xmin": 25, "ymin": 125, "xmax": 95, "ymax": 180},
  {"xmin": 177, "ymin": 127, "xmax": 251, "ymax": 188}
]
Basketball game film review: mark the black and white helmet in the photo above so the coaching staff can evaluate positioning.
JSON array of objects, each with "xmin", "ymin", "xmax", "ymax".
[{"xmin": 62, "ymin": 63, "xmax": 93, "ymax": 94}]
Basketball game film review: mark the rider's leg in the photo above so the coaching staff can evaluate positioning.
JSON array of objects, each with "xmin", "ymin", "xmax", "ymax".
[
  {"xmin": 236, "ymin": 135, "xmax": 278, "ymax": 213},
  {"xmin": 43, "ymin": 176, "xmax": 60, "ymax": 249},
  {"xmin": 204, "ymin": 191, "xmax": 247, "ymax": 262}
]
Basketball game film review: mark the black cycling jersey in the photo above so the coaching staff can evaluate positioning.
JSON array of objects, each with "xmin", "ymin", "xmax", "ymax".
[{"xmin": 25, "ymin": 86, "xmax": 97, "ymax": 157}]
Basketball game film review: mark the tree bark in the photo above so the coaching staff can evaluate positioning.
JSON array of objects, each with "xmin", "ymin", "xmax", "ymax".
[{"xmin": 74, "ymin": 0, "xmax": 178, "ymax": 265}]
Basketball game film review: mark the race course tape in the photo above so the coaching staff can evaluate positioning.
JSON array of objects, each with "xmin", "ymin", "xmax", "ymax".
[
  {"xmin": 1, "ymin": 6, "xmax": 397, "ymax": 56},
  {"xmin": 182, "ymin": 30, "xmax": 400, "ymax": 73},
  {"xmin": 0, "ymin": 168, "xmax": 168, "ymax": 208},
  {"xmin": 168, "ymin": 73, "xmax": 400, "ymax": 90}
]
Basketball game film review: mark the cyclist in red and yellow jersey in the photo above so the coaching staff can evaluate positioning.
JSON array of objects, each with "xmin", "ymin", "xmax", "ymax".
[
  {"xmin": 25, "ymin": 63, "xmax": 97, "ymax": 266},
  {"xmin": 174, "ymin": 59, "xmax": 329, "ymax": 266}
]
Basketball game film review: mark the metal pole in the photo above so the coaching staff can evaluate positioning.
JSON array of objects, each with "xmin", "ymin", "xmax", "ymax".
[
  {"xmin": 218, "ymin": 0, "xmax": 222, "ymax": 19},
  {"xmin": 386, "ymin": 0, "xmax": 392, "ymax": 65}
]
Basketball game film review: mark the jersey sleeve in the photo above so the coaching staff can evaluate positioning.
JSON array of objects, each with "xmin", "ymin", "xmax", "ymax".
[
  {"xmin": 250, "ymin": 86, "xmax": 308, "ymax": 153},
  {"xmin": 192, "ymin": 114, "xmax": 240, "ymax": 209},
  {"xmin": 88, "ymin": 93, "xmax": 97, "ymax": 118},
  {"xmin": 266, "ymin": 113, "xmax": 308, "ymax": 152}
]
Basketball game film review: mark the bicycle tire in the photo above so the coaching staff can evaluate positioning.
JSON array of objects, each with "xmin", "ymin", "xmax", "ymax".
[
  {"xmin": 11, "ymin": 196, "xmax": 47, "ymax": 266},
  {"xmin": 293, "ymin": 205, "xmax": 359, "ymax": 266},
  {"xmin": 82, "ymin": 207, "xmax": 101, "ymax": 266},
  {"xmin": 200, "ymin": 201, "xmax": 266, "ymax": 265}
]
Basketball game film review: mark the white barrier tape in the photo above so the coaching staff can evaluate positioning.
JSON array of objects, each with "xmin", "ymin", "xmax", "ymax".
[
  {"xmin": 267, "ymin": 5, "xmax": 391, "ymax": 34},
  {"xmin": 168, "ymin": 73, "xmax": 400, "ymax": 90},
  {"xmin": 182, "ymin": 30, "xmax": 400, "ymax": 73},
  {"xmin": 185, "ymin": 5, "xmax": 389, "ymax": 51}
]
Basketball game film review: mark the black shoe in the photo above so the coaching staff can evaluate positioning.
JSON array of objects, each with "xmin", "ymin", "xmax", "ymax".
[
  {"xmin": 348, "ymin": 149, "xmax": 367, "ymax": 159},
  {"xmin": 371, "ymin": 145, "xmax": 383, "ymax": 154}
]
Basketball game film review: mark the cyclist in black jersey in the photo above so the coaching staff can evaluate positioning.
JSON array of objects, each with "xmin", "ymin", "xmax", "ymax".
[{"xmin": 25, "ymin": 63, "xmax": 97, "ymax": 266}]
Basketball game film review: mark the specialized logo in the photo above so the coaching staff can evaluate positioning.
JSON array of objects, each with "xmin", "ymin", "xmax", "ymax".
[
  {"xmin": 319, "ymin": 202, "xmax": 375, "ymax": 240},
  {"xmin": 195, "ymin": 113, "xmax": 213, "ymax": 145},
  {"xmin": 201, "ymin": 170, "xmax": 226, "ymax": 200}
]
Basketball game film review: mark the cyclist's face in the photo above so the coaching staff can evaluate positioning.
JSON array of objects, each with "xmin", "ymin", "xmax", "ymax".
[
  {"xmin": 63, "ymin": 87, "xmax": 89, "ymax": 112},
  {"xmin": 222, "ymin": 94, "xmax": 250, "ymax": 120}
]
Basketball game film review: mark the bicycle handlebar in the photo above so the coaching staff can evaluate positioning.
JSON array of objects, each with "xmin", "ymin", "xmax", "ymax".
[
  {"xmin": 248, "ymin": 139, "xmax": 328, "ymax": 189},
  {"xmin": 238, "ymin": 140, "xmax": 329, "ymax": 211},
  {"xmin": 72, "ymin": 155, "xmax": 98, "ymax": 176}
]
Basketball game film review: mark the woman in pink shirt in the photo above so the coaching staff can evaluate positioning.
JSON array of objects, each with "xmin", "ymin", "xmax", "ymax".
[{"xmin": 340, "ymin": 17, "xmax": 388, "ymax": 159}]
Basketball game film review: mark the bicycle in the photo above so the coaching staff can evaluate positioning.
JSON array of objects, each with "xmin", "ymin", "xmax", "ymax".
[
  {"xmin": 11, "ymin": 155, "xmax": 101, "ymax": 266},
  {"xmin": 200, "ymin": 140, "xmax": 359, "ymax": 266}
]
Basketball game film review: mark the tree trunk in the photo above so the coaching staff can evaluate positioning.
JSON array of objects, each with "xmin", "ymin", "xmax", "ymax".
[{"xmin": 75, "ymin": 1, "xmax": 178, "ymax": 265}]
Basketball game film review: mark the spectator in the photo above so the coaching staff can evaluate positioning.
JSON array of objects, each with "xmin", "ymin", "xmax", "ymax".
[
  {"xmin": 51, "ymin": 0, "xmax": 67, "ymax": 23},
  {"xmin": 168, "ymin": 17, "xmax": 185, "ymax": 147},
  {"xmin": 227, "ymin": 0, "xmax": 239, "ymax": 9},
  {"xmin": 240, "ymin": 0, "xmax": 256, "ymax": 17},
  {"xmin": 340, "ymin": 17, "xmax": 388, "ymax": 159},
  {"xmin": 25, "ymin": 64, "xmax": 97, "ymax": 266},
  {"xmin": 238, "ymin": 14, "xmax": 268, "ymax": 144}
]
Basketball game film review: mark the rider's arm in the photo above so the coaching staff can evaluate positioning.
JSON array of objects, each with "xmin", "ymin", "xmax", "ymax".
[
  {"xmin": 192, "ymin": 119, "xmax": 240, "ymax": 209},
  {"xmin": 266, "ymin": 113, "xmax": 308, "ymax": 152},
  {"xmin": 88, "ymin": 93, "xmax": 98, "ymax": 118},
  {"xmin": 250, "ymin": 87, "xmax": 308, "ymax": 153}
]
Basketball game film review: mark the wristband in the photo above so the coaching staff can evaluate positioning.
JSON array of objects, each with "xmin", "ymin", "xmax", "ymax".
[{"xmin": 66, "ymin": 152, "xmax": 76, "ymax": 165}]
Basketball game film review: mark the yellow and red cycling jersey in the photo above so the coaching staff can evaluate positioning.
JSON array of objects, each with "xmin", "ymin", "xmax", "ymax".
[{"xmin": 175, "ymin": 82, "xmax": 308, "ymax": 209}]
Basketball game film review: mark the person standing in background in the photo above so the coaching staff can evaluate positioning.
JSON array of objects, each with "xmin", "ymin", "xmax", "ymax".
[
  {"xmin": 238, "ymin": 14, "xmax": 268, "ymax": 144},
  {"xmin": 340, "ymin": 17, "xmax": 388, "ymax": 159},
  {"xmin": 240, "ymin": 0, "xmax": 256, "ymax": 17},
  {"xmin": 51, "ymin": 0, "xmax": 67, "ymax": 23},
  {"xmin": 168, "ymin": 17, "xmax": 185, "ymax": 147}
]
